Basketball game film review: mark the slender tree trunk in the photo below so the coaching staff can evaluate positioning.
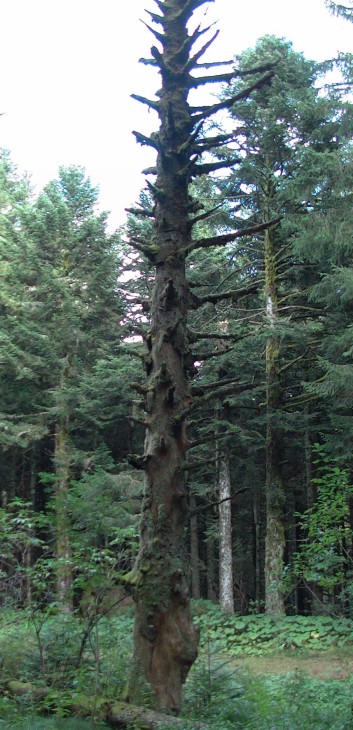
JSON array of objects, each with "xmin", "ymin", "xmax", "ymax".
[
  {"xmin": 54, "ymin": 418, "xmax": 73, "ymax": 613},
  {"xmin": 190, "ymin": 495, "xmax": 200, "ymax": 600},
  {"xmin": 218, "ymin": 447, "xmax": 234, "ymax": 614},
  {"xmin": 25, "ymin": 451, "xmax": 37, "ymax": 607},
  {"xmin": 206, "ymin": 519, "xmax": 218, "ymax": 603},
  {"xmin": 264, "ymin": 226, "xmax": 286, "ymax": 615},
  {"xmin": 253, "ymin": 492, "xmax": 262, "ymax": 608},
  {"xmin": 304, "ymin": 419, "xmax": 323, "ymax": 613}
]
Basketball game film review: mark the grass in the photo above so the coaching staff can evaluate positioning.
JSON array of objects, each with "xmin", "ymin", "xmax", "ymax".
[{"xmin": 1, "ymin": 603, "xmax": 353, "ymax": 729}]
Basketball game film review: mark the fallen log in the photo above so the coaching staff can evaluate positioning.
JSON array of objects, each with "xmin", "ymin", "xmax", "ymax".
[
  {"xmin": 104, "ymin": 701, "xmax": 207, "ymax": 728},
  {"xmin": 4, "ymin": 681, "xmax": 207, "ymax": 729}
]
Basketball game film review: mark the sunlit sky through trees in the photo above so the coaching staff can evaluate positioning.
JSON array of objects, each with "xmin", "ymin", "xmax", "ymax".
[{"xmin": 1, "ymin": 0, "xmax": 352, "ymax": 229}]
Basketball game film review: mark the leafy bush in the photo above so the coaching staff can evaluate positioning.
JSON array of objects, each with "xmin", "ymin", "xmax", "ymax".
[{"xmin": 192, "ymin": 601, "xmax": 353, "ymax": 655}]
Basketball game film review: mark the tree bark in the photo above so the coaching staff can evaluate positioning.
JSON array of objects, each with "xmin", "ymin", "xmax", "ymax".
[
  {"xmin": 218, "ymin": 447, "xmax": 234, "ymax": 613},
  {"xmin": 54, "ymin": 417, "xmax": 73, "ymax": 613},
  {"xmin": 190, "ymin": 495, "xmax": 201, "ymax": 600},
  {"xmin": 125, "ymin": 0, "xmax": 203, "ymax": 713},
  {"xmin": 264, "ymin": 226, "xmax": 286, "ymax": 615}
]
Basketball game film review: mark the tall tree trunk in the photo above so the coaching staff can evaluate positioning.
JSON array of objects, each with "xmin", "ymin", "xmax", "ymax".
[
  {"xmin": 25, "ymin": 451, "xmax": 37, "ymax": 607},
  {"xmin": 54, "ymin": 418, "xmax": 73, "ymax": 613},
  {"xmin": 218, "ymin": 447, "xmax": 234, "ymax": 614},
  {"xmin": 125, "ymin": 1, "xmax": 200, "ymax": 713},
  {"xmin": 190, "ymin": 495, "xmax": 200, "ymax": 600},
  {"xmin": 253, "ymin": 491, "xmax": 263, "ymax": 608},
  {"xmin": 206, "ymin": 518, "xmax": 218, "ymax": 603},
  {"xmin": 264, "ymin": 226, "xmax": 286, "ymax": 615},
  {"xmin": 124, "ymin": 0, "xmax": 273, "ymax": 710}
]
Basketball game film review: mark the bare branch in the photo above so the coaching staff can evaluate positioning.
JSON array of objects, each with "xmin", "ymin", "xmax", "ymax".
[
  {"xmin": 191, "ymin": 70, "xmax": 274, "ymax": 123},
  {"xmin": 184, "ymin": 217, "xmax": 281, "ymax": 255},
  {"xmin": 190, "ymin": 281, "xmax": 260, "ymax": 308},
  {"xmin": 132, "ymin": 131, "xmax": 159, "ymax": 150},
  {"xmin": 131, "ymin": 94, "xmax": 160, "ymax": 112},
  {"xmin": 192, "ymin": 158, "xmax": 240, "ymax": 176},
  {"xmin": 125, "ymin": 207, "xmax": 154, "ymax": 218},
  {"xmin": 188, "ymin": 204, "xmax": 224, "ymax": 227}
]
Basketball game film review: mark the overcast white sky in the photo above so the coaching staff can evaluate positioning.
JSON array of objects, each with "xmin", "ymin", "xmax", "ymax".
[{"xmin": 1, "ymin": 0, "xmax": 352, "ymax": 229}]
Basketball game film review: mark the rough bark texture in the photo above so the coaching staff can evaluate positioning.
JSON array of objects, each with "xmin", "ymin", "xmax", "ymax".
[
  {"xmin": 54, "ymin": 417, "xmax": 73, "ymax": 612},
  {"xmin": 218, "ymin": 447, "xmax": 234, "ymax": 613},
  {"xmin": 264, "ymin": 227, "xmax": 286, "ymax": 615},
  {"xmin": 125, "ymin": 0, "xmax": 205, "ymax": 713},
  {"xmin": 190, "ymin": 495, "xmax": 201, "ymax": 599}
]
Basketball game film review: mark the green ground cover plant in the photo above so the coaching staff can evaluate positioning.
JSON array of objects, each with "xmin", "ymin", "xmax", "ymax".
[
  {"xmin": 193, "ymin": 601, "xmax": 353, "ymax": 655},
  {"xmin": 1, "ymin": 603, "xmax": 353, "ymax": 729}
]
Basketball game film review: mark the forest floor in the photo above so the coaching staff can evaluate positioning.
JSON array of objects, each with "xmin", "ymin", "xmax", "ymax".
[{"xmin": 227, "ymin": 651, "xmax": 353, "ymax": 679}]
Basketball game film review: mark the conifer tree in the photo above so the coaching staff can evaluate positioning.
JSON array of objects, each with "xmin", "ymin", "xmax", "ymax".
[{"xmin": 123, "ymin": 0, "xmax": 275, "ymax": 711}]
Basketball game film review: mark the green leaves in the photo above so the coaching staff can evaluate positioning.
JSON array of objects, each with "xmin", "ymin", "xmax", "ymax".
[
  {"xmin": 292, "ymin": 445, "xmax": 353, "ymax": 596},
  {"xmin": 193, "ymin": 602, "xmax": 353, "ymax": 656}
]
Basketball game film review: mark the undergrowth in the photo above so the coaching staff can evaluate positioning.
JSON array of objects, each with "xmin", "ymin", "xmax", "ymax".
[
  {"xmin": 1, "ymin": 602, "xmax": 353, "ymax": 729},
  {"xmin": 192, "ymin": 600, "xmax": 353, "ymax": 655}
]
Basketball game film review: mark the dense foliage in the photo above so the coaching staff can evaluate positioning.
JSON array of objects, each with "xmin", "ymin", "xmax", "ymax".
[{"xmin": 2, "ymin": 0, "xmax": 353, "ymax": 724}]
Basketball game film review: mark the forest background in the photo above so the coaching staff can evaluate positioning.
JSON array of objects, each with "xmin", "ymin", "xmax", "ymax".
[{"xmin": 2, "ymin": 0, "xmax": 353, "ymax": 727}]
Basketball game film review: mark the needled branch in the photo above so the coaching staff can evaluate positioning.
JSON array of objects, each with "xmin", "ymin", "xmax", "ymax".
[
  {"xmin": 126, "ymin": 238, "xmax": 157, "ymax": 263},
  {"xmin": 145, "ymin": 9, "xmax": 164, "ymax": 27},
  {"xmin": 189, "ymin": 71, "xmax": 236, "ymax": 87},
  {"xmin": 125, "ymin": 207, "xmax": 154, "ymax": 218},
  {"xmin": 141, "ymin": 20, "xmax": 165, "ymax": 44},
  {"xmin": 190, "ymin": 281, "xmax": 260, "ymax": 308},
  {"xmin": 186, "ymin": 31, "xmax": 220, "ymax": 70},
  {"xmin": 188, "ymin": 204, "xmax": 224, "ymax": 227},
  {"xmin": 184, "ymin": 217, "xmax": 281, "ymax": 256},
  {"xmin": 191, "ymin": 70, "xmax": 275, "ymax": 123},
  {"xmin": 192, "ymin": 158, "xmax": 240, "ymax": 176},
  {"xmin": 195, "ymin": 132, "xmax": 235, "ymax": 150},
  {"xmin": 132, "ymin": 131, "xmax": 160, "ymax": 150},
  {"xmin": 188, "ymin": 329, "xmax": 241, "ymax": 342},
  {"xmin": 193, "ymin": 346, "xmax": 234, "ymax": 362},
  {"xmin": 189, "ymin": 487, "xmax": 249, "ymax": 516},
  {"xmin": 131, "ymin": 94, "xmax": 160, "ymax": 113},
  {"xmin": 192, "ymin": 376, "xmax": 240, "ymax": 396}
]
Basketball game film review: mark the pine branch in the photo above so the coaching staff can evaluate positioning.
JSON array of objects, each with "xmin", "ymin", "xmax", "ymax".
[
  {"xmin": 132, "ymin": 131, "xmax": 160, "ymax": 150},
  {"xmin": 141, "ymin": 20, "xmax": 165, "ymax": 44},
  {"xmin": 145, "ymin": 9, "xmax": 164, "ymax": 27},
  {"xmin": 192, "ymin": 376, "xmax": 240, "ymax": 396},
  {"xmin": 125, "ymin": 239, "xmax": 157, "ymax": 263},
  {"xmin": 131, "ymin": 94, "xmax": 160, "ymax": 112},
  {"xmin": 279, "ymin": 351, "xmax": 309, "ymax": 375},
  {"xmin": 192, "ymin": 380, "xmax": 256, "ymax": 407},
  {"xmin": 186, "ymin": 432, "xmax": 223, "ymax": 450},
  {"xmin": 179, "ymin": 0, "xmax": 215, "ymax": 19},
  {"xmin": 189, "ymin": 488, "xmax": 249, "ymax": 516},
  {"xmin": 195, "ymin": 132, "xmax": 235, "ymax": 150},
  {"xmin": 142, "ymin": 166, "xmax": 157, "ymax": 176},
  {"xmin": 184, "ymin": 217, "xmax": 281, "ymax": 255},
  {"xmin": 190, "ymin": 70, "xmax": 274, "ymax": 123},
  {"xmin": 186, "ymin": 31, "xmax": 220, "ymax": 70},
  {"xmin": 189, "ymin": 71, "xmax": 236, "ymax": 87},
  {"xmin": 193, "ymin": 346, "xmax": 233, "ymax": 362},
  {"xmin": 188, "ymin": 329, "xmax": 240, "ymax": 342},
  {"xmin": 194, "ymin": 60, "xmax": 234, "ymax": 68},
  {"xmin": 188, "ymin": 204, "xmax": 224, "ymax": 227},
  {"xmin": 183, "ymin": 457, "xmax": 216, "ymax": 472},
  {"xmin": 190, "ymin": 281, "xmax": 260, "ymax": 308},
  {"xmin": 125, "ymin": 207, "xmax": 154, "ymax": 218},
  {"xmin": 192, "ymin": 158, "xmax": 240, "ymax": 176}
]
